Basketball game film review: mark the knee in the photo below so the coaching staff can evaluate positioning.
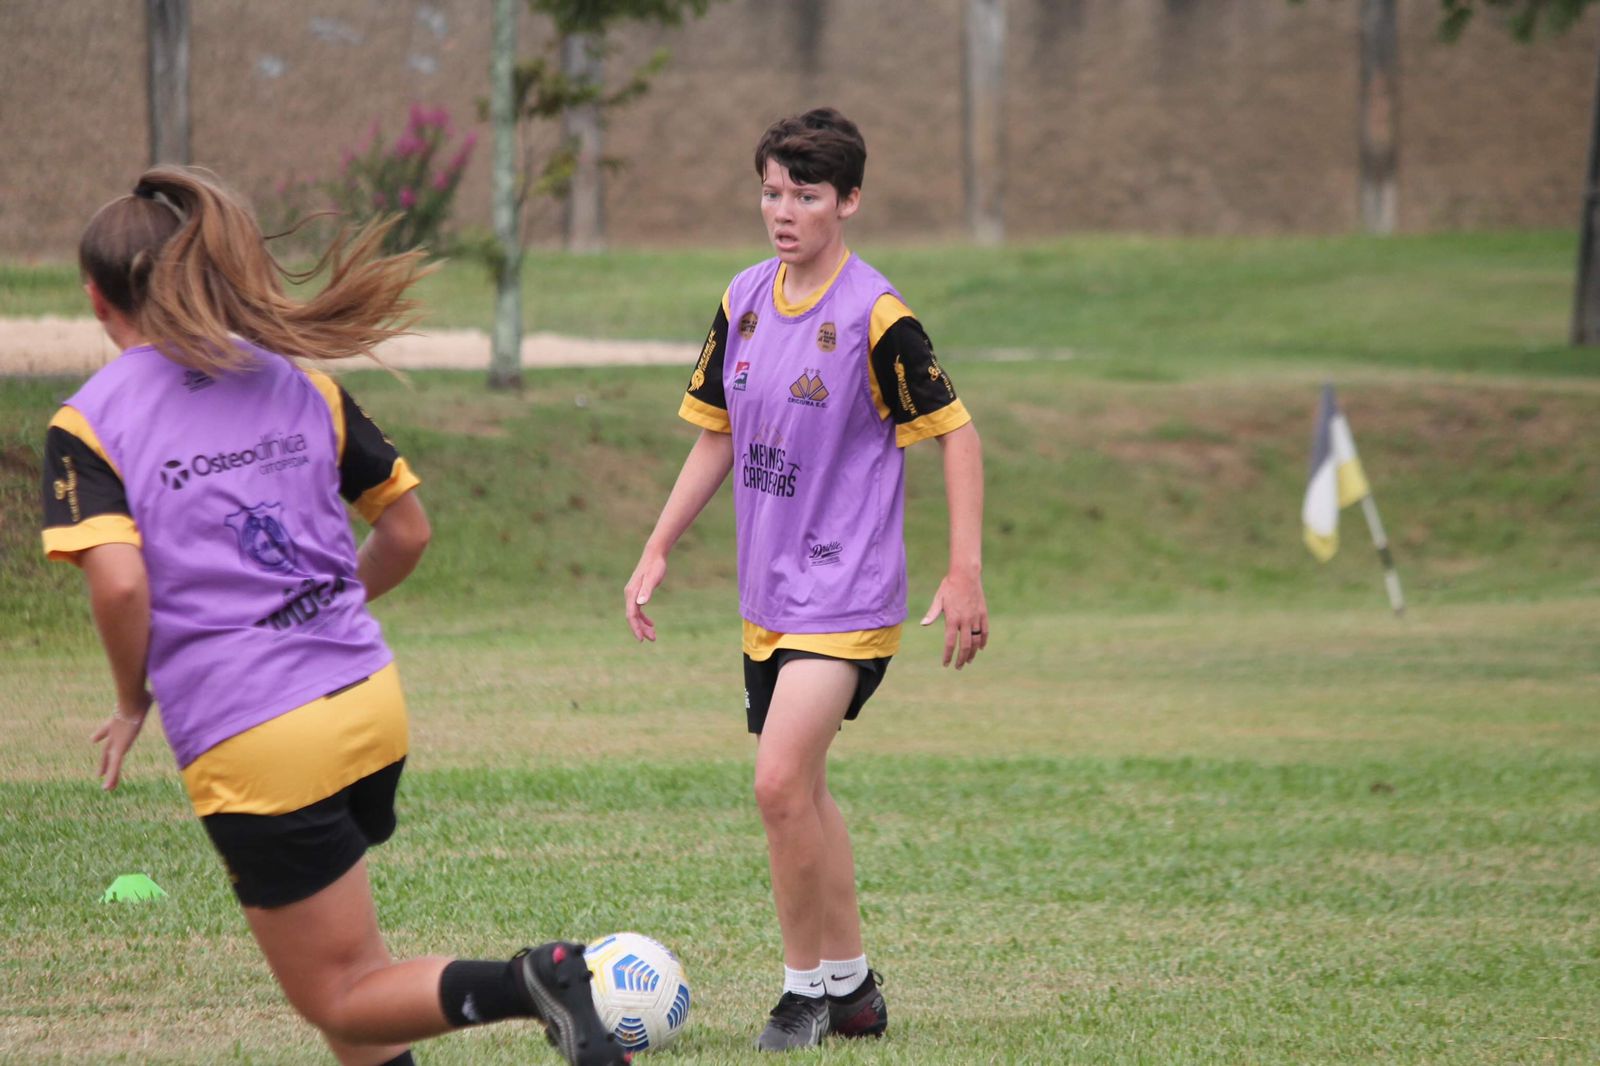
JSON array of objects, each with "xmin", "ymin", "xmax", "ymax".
[
  {"xmin": 293, "ymin": 994, "xmax": 351, "ymax": 1039},
  {"xmin": 281, "ymin": 966, "xmax": 376, "ymax": 1042},
  {"xmin": 754, "ymin": 767, "xmax": 813, "ymax": 826}
]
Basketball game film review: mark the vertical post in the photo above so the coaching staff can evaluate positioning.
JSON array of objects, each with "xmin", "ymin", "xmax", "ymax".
[
  {"xmin": 962, "ymin": 0, "xmax": 1005, "ymax": 245},
  {"xmin": 562, "ymin": 32, "xmax": 606, "ymax": 254},
  {"xmin": 146, "ymin": 0, "xmax": 190, "ymax": 166},
  {"xmin": 489, "ymin": 0, "xmax": 524, "ymax": 390},
  {"xmin": 1358, "ymin": 0, "xmax": 1399, "ymax": 235},
  {"xmin": 1571, "ymin": 40, "xmax": 1600, "ymax": 345},
  {"xmin": 1358, "ymin": 494, "xmax": 1405, "ymax": 616}
]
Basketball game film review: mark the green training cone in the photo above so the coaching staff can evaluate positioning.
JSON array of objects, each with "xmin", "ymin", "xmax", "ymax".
[{"xmin": 101, "ymin": 873, "xmax": 167, "ymax": 903}]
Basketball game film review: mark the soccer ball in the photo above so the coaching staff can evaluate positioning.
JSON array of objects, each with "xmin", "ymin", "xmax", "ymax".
[{"xmin": 584, "ymin": 931, "xmax": 691, "ymax": 1053}]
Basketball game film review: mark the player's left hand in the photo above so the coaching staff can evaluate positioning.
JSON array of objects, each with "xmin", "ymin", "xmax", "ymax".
[
  {"xmin": 920, "ymin": 569, "xmax": 988, "ymax": 669},
  {"xmin": 91, "ymin": 691, "xmax": 152, "ymax": 792}
]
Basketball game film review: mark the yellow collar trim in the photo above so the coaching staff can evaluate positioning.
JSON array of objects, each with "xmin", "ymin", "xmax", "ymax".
[{"xmin": 773, "ymin": 249, "xmax": 851, "ymax": 317}]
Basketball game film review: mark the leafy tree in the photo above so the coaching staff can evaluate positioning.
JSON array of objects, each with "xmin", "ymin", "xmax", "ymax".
[
  {"xmin": 485, "ymin": 0, "xmax": 718, "ymax": 388},
  {"xmin": 1437, "ymin": 0, "xmax": 1597, "ymax": 42},
  {"xmin": 1436, "ymin": 0, "xmax": 1600, "ymax": 344}
]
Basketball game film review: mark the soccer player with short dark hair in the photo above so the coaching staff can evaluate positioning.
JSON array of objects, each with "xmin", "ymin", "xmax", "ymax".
[{"xmin": 624, "ymin": 107, "xmax": 989, "ymax": 1051}]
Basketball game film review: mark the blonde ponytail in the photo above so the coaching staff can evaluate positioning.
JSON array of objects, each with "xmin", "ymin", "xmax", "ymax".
[{"xmin": 79, "ymin": 165, "xmax": 433, "ymax": 374}]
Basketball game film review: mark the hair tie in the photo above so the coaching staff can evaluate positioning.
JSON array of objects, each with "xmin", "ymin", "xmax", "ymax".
[{"xmin": 132, "ymin": 180, "xmax": 184, "ymax": 220}]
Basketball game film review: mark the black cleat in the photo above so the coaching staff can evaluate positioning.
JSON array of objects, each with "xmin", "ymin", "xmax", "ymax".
[
  {"xmin": 755, "ymin": 991, "xmax": 831, "ymax": 1051},
  {"xmin": 827, "ymin": 970, "xmax": 887, "ymax": 1039},
  {"xmin": 513, "ymin": 942, "xmax": 631, "ymax": 1065}
]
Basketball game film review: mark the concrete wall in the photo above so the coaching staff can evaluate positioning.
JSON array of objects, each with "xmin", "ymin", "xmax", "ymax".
[{"xmin": 1, "ymin": 0, "xmax": 1596, "ymax": 257}]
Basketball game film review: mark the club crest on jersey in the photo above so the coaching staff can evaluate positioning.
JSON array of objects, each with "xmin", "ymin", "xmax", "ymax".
[
  {"xmin": 225, "ymin": 502, "xmax": 299, "ymax": 574},
  {"xmin": 731, "ymin": 361, "xmax": 751, "ymax": 391},
  {"xmin": 788, "ymin": 369, "xmax": 829, "ymax": 407},
  {"xmin": 816, "ymin": 322, "xmax": 837, "ymax": 352},
  {"xmin": 739, "ymin": 311, "xmax": 759, "ymax": 340}
]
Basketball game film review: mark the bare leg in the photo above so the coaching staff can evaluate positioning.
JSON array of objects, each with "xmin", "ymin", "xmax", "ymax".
[
  {"xmin": 242, "ymin": 859, "xmax": 451, "ymax": 1063},
  {"xmin": 754, "ymin": 658, "xmax": 858, "ymax": 970},
  {"xmin": 814, "ymin": 767, "xmax": 865, "ymax": 961}
]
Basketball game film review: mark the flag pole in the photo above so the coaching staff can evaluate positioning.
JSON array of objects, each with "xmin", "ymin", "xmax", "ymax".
[{"xmin": 1357, "ymin": 493, "xmax": 1405, "ymax": 616}]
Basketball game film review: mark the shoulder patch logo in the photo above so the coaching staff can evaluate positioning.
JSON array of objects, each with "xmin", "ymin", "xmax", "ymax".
[
  {"xmin": 894, "ymin": 355, "xmax": 918, "ymax": 418},
  {"xmin": 816, "ymin": 322, "xmax": 837, "ymax": 352},
  {"xmin": 54, "ymin": 457, "xmax": 81, "ymax": 522},
  {"xmin": 739, "ymin": 311, "xmax": 759, "ymax": 340},
  {"xmin": 690, "ymin": 325, "xmax": 717, "ymax": 392}
]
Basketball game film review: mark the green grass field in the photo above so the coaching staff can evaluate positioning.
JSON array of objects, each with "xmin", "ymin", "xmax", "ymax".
[
  {"xmin": 4, "ymin": 230, "xmax": 1594, "ymax": 376},
  {"xmin": 2, "ymin": 235, "xmax": 1598, "ymax": 1063}
]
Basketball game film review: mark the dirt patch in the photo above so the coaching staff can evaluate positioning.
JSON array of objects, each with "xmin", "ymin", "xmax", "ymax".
[{"xmin": 0, "ymin": 316, "xmax": 698, "ymax": 377}]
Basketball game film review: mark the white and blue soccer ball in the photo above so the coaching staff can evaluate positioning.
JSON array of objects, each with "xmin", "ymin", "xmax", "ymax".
[{"xmin": 585, "ymin": 931, "xmax": 691, "ymax": 1053}]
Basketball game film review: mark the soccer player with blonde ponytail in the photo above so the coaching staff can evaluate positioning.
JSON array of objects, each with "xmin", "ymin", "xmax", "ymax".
[{"xmin": 44, "ymin": 166, "xmax": 626, "ymax": 1066}]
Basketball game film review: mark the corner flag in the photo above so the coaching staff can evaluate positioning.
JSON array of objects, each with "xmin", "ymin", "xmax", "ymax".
[
  {"xmin": 1302, "ymin": 385, "xmax": 1370, "ymax": 561},
  {"xmin": 1302, "ymin": 384, "xmax": 1405, "ymax": 615}
]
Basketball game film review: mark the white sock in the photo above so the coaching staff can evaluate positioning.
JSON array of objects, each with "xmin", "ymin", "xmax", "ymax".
[
  {"xmin": 783, "ymin": 963, "xmax": 826, "ymax": 998},
  {"xmin": 822, "ymin": 954, "xmax": 869, "ymax": 998}
]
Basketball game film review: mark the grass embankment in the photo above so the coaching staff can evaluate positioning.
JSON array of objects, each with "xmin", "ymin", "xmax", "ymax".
[
  {"xmin": 1, "ymin": 235, "xmax": 1597, "ymax": 1063},
  {"xmin": 4, "ymin": 230, "xmax": 1591, "ymax": 375}
]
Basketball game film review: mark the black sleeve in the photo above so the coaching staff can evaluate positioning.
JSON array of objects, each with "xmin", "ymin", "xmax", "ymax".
[
  {"xmin": 868, "ymin": 315, "xmax": 961, "ymax": 426},
  {"xmin": 41, "ymin": 425, "xmax": 130, "ymax": 529},
  {"xmin": 686, "ymin": 303, "xmax": 730, "ymax": 412},
  {"xmin": 337, "ymin": 385, "xmax": 404, "ymax": 504}
]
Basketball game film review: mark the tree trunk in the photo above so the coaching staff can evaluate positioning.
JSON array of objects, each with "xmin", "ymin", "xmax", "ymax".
[
  {"xmin": 961, "ymin": 0, "xmax": 1005, "ymax": 245},
  {"xmin": 1358, "ymin": 0, "xmax": 1399, "ymax": 235},
  {"xmin": 489, "ymin": 0, "xmax": 524, "ymax": 390},
  {"xmin": 562, "ymin": 32, "xmax": 606, "ymax": 254},
  {"xmin": 145, "ymin": 0, "xmax": 190, "ymax": 166},
  {"xmin": 1571, "ymin": 39, "xmax": 1600, "ymax": 345}
]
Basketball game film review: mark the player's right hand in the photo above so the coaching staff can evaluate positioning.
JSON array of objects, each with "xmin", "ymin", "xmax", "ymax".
[
  {"xmin": 91, "ymin": 690, "xmax": 153, "ymax": 792},
  {"xmin": 624, "ymin": 552, "xmax": 668, "ymax": 642}
]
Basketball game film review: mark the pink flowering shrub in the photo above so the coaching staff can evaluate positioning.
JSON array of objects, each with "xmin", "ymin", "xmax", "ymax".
[{"xmin": 328, "ymin": 104, "xmax": 477, "ymax": 256}]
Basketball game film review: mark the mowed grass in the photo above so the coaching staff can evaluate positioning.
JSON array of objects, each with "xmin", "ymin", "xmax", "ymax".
[
  {"xmin": 2, "ymin": 603, "xmax": 1597, "ymax": 1064},
  {"xmin": 2, "ymin": 230, "xmax": 1592, "ymax": 376},
  {"xmin": 3, "ymin": 234, "xmax": 1600, "ymax": 1061}
]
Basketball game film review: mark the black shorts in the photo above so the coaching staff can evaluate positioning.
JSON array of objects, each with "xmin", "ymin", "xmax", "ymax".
[
  {"xmin": 200, "ymin": 758, "xmax": 405, "ymax": 908},
  {"xmin": 743, "ymin": 650, "xmax": 891, "ymax": 734}
]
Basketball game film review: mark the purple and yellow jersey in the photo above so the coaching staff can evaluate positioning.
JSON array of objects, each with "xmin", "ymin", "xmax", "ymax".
[
  {"xmin": 40, "ymin": 344, "xmax": 418, "ymax": 772},
  {"xmin": 678, "ymin": 252, "xmax": 971, "ymax": 655}
]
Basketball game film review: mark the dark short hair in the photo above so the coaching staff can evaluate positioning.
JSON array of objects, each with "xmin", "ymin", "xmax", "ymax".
[{"xmin": 753, "ymin": 108, "xmax": 866, "ymax": 200}]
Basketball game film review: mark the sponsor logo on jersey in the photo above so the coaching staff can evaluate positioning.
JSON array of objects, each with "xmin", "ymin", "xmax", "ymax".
[
  {"xmin": 158, "ymin": 430, "xmax": 310, "ymax": 490},
  {"xmin": 225, "ymin": 502, "xmax": 299, "ymax": 574},
  {"xmin": 732, "ymin": 360, "xmax": 751, "ymax": 391},
  {"xmin": 742, "ymin": 441, "xmax": 799, "ymax": 498},
  {"xmin": 739, "ymin": 311, "xmax": 759, "ymax": 340},
  {"xmin": 816, "ymin": 322, "xmax": 837, "ymax": 352},
  {"xmin": 894, "ymin": 356, "xmax": 918, "ymax": 418},
  {"xmin": 928, "ymin": 353, "xmax": 956, "ymax": 398},
  {"xmin": 181, "ymin": 369, "xmax": 215, "ymax": 393},
  {"xmin": 253, "ymin": 575, "xmax": 350, "ymax": 631},
  {"xmin": 690, "ymin": 325, "xmax": 717, "ymax": 392},
  {"xmin": 54, "ymin": 457, "xmax": 81, "ymax": 522},
  {"xmin": 788, "ymin": 369, "xmax": 829, "ymax": 408},
  {"xmin": 160, "ymin": 459, "xmax": 192, "ymax": 490},
  {"xmin": 808, "ymin": 541, "xmax": 844, "ymax": 567}
]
